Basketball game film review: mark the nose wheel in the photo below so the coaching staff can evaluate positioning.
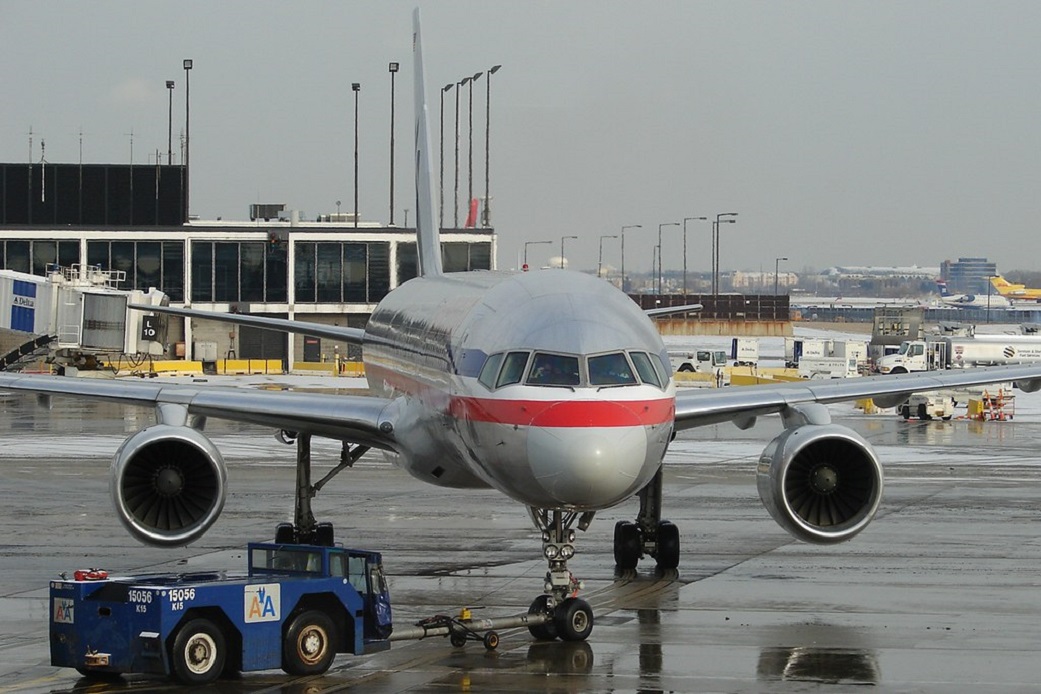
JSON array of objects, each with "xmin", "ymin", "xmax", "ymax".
[{"xmin": 526, "ymin": 508, "xmax": 596, "ymax": 642}]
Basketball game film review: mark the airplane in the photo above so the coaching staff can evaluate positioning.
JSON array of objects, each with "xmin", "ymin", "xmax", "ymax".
[
  {"xmin": 3, "ymin": 9, "xmax": 1041, "ymax": 644},
  {"xmin": 990, "ymin": 275, "xmax": 1041, "ymax": 302},
  {"xmin": 935, "ymin": 279, "xmax": 1011, "ymax": 309}
]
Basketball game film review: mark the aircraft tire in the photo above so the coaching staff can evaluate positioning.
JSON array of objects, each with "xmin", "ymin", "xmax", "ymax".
[
  {"xmin": 613, "ymin": 521, "xmax": 641, "ymax": 570},
  {"xmin": 554, "ymin": 598, "xmax": 594, "ymax": 642},
  {"xmin": 527, "ymin": 595, "xmax": 558, "ymax": 641},
  {"xmin": 656, "ymin": 520, "xmax": 680, "ymax": 569}
]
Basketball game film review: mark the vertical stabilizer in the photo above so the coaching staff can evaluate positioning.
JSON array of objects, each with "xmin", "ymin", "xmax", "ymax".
[{"xmin": 412, "ymin": 8, "xmax": 443, "ymax": 277}]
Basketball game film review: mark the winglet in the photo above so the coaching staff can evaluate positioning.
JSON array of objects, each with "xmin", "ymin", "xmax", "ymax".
[{"xmin": 413, "ymin": 8, "xmax": 443, "ymax": 277}]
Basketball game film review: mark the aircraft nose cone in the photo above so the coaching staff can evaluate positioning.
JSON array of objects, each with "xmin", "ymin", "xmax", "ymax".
[{"xmin": 527, "ymin": 403, "xmax": 649, "ymax": 508}]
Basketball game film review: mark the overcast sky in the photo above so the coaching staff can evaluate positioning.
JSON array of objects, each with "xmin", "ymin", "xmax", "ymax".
[{"xmin": 3, "ymin": 1, "xmax": 1040, "ymax": 275}]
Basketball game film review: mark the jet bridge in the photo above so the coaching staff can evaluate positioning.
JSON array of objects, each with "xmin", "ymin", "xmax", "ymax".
[{"xmin": 0, "ymin": 264, "xmax": 166, "ymax": 371}]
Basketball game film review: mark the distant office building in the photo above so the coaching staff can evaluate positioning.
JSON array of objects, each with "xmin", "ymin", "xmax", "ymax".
[{"xmin": 940, "ymin": 257, "xmax": 996, "ymax": 294}]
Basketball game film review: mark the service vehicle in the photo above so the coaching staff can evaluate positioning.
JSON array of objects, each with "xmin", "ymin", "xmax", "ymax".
[
  {"xmin": 50, "ymin": 541, "xmax": 392, "ymax": 684},
  {"xmin": 730, "ymin": 337, "xmax": 759, "ymax": 366},
  {"xmin": 877, "ymin": 335, "xmax": 1041, "ymax": 374}
]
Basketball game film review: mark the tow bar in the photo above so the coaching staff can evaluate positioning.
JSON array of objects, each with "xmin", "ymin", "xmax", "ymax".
[{"xmin": 389, "ymin": 608, "xmax": 550, "ymax": 650}]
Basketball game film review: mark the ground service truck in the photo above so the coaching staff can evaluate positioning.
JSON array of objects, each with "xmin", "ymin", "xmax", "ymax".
[
  {"xmin": 876, "ymin": 335, "xmax": 1041, "ymax": 374},
  {"xmin": 50, "ymin": 542, "xmax": 392, "ymax": 684}
]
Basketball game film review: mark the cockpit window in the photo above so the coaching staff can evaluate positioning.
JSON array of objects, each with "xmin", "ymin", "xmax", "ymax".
[
  {"xmin": 478, "ymin": 353, "xmax": 504, "ymax": 390},
  {"xmin": 630, "ymin": 351, "xmax": 663, "ymax": 389},
  {"xmin": 588, "ymin": 352, "xmax": 637, "ymax": 386},
  {"xmin": 527, "ymin": 353, "xmax": 581, "ymax": 387},
  {"xmin": 650, "ymin": 352, "xmax": 670, "ymax": 385},
  {"xmin": 497, "ymin": 351, "xmax": 530, "ymax": 387}
]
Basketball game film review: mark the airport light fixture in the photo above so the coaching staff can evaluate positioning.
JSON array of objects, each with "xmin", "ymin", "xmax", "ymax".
[
  {"xmin": 389, "ymin": 62, "xmax": 399, "ymax": 225},
  {"xmin": 657, "ymin": 222, "xmax": 679, "ymax": 295},
  {"xmin": 467, "ymin": 72, "xmax": 483, "ymax": 224},
  {"xmin": 482, "ymin": 64, "xmax": 502, "ymax": 227},
  {"xmin": 560, "ymin": 235, "xmax": 578, "ymax": 269},
  {"xmin": 774, "ymin": 256, "xmax": 788, "ymax": 296},
  {"xmin": 682, "ymin": 216, "xmax": 707, "ymax": 296},
  {"xmin": 598, "ymin": 234, "xmax": 618, "ymax": 279},
  {"xmin": 165, "ymin": 80, "xmax": 174, "ymax": 166},
  {"xmin": 440, "ymin": 83, "xmax": 454, "ymax": 228},
  {"xmin": 713, "ymin": 212, "xmax": 738, "ymax": 295},
  {"xmin": 352, "ymin": 82, "xmax": 361, "ymax": 228},
  {"xmin": 454, "ymin": 76, "xmax": 469, "ymax": 228},
  {"xmin": 182, "ymin": 59, "xmax": 192, "ymax": 221},
  {"xmin": 523, "ymin": 240, "xmax": 552, "ymax": 269},
  {"xmin": 620, "ymin": 224, "xmax": 642, "ymax": 293}
]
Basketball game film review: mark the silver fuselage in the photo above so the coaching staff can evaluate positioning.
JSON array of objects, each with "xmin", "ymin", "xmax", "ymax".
[{"xmin": 362, "ymin": 269, "xmax": 675, "ymax": 511}]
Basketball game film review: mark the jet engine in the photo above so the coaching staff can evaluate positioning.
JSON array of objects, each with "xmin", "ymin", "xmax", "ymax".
[
  {"xmin": 757, "ymin": 424, "xmax": 883, "ymax": 545},
  {"xmin": 110, "ymin": 424, "xmax": 227, "ymax": 546}
]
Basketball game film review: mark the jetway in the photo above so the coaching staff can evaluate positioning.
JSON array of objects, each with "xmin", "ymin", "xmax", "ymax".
[{"xmin": 0, "ymin": 264, "xmax": 166, "ymax": 371}]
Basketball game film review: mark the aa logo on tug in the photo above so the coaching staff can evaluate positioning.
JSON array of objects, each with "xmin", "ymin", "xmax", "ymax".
[{"xmin": 244, "ymin": 584, "xmax": 281, "ymax": 623}]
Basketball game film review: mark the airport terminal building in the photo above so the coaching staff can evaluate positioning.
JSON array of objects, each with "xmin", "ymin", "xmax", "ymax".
[{"xmin": 0, "ymin": 162, "xmax": 495, "ymax": 368}]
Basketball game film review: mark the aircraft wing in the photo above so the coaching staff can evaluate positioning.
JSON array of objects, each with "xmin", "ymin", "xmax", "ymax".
[
  {"xmin": 0, "ymin": 373, "xmax": 398, "ymax": 450},
  {"xmin": 129, "ymin": 304, "xmax": 366, "ymax": 345},
  {"xmin": 673, "ymin": 364, "xmax": 1041, "ymax": 430},
  {"xmin": 646, "ymin": 303, "xmax": 703, "ymax": 317}
]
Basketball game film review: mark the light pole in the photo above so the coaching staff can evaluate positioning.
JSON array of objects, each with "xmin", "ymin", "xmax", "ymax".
[
  {"xmin": 182, "ymin": 59, "xmax": 192, "ymax": 221},
  {"xmin": 352, "ymin": 82, "xmax": 361, "ymax": 228},
  {"xmin": 165, "ymin": 80, "xmax": 174, "ymax": 165},
  {"xmin": 713, "ymin": 212, "xmax": 738, "ymax": 294},
  {"xmin": 439, "ymin": 83, "xmax": 453, "ymax": 228},
  {"xmin": 774, "ymin": 256, "xmax": 788, "ymax": 296},
  {"xmin": 987, "ymin": 274, "xmax": 998, "ymax": 323},
  {"xmin": 454, "ymin": 76, "xmax": 469, "ymax": 228},
  {"xmin": 524, "ymin": 240, "xmax": 552, "ymax": 269},
  {"xmin": 657, "ymin": 222, "xmax": 679, "ymax": 295},
  {"xmin": 598, "ymin": 234, "xmax": 618, "ymax": 279},
  {"xmin": 388, "ymin": 62, "xmax": 399, "ymax": 225},
  {"xmin": 682, "ymin": 216, "xmax": 706, "ymax": 296},
  {"xmin": 560, "ymin": 235, "xmax": 578, "ymax": 269},
  {"xmin": 467, "ymin": 71, "xmax": 483, "ymax": 225},
  {"xmin": 482, "ymin": 64, "xmax": 501, "ymax": 227},
  {"xmin": 620, "ymin": 224, "xmax": 641, "ymax": 293}
]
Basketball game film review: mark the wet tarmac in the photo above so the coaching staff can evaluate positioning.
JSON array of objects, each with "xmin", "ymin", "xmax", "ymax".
[{"xmin": 1, "ymin": 378, "xmax": 1040, "ymax": 692}]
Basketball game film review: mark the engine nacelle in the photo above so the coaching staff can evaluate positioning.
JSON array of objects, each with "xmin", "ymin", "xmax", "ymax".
[
  {"xmin": 110, "ymin": 425, "xmax": 227, "ymax": 546},
  {"xmin": 757, "ymin": 424, "xmax": 883, "ymax": 544}
]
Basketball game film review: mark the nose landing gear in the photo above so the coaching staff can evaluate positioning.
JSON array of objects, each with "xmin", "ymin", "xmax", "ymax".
[{"xmin": 526, "ymin": 508, "xmax": 595, "ymax": 642}]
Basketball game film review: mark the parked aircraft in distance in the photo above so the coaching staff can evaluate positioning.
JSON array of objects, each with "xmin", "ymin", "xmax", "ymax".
[
  {"xmin": 936, "ymin": 280, "xmax": 1011, "ymax": 309},
  {"xmin": 990, "ymin": 275, "xmax": 1041, "ymax": 302},
  {"xmin": 3, "ymin": 9, "xmax": 1041, "ymax": 644}
]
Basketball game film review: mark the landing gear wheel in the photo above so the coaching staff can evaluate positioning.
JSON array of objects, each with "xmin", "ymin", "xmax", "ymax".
[
  {"xmin": 613, "ymin": 521, "xmax": 641, "ymax": 570},
  {"xmin": 655, "ymin": 520, "xmax": 680, "ymax": 570},
  {"xmin": 282, "ymin": 610, "xmax": 336, "ymax": 676},
  {"xmin": 918, "ymin": 404, "xmax": 931, "ymax": 420},
  {"xmin": 170, "ymin": 618, "xmax": 226, "ymax": 685},
  {"xmin": 901, "ymin": 405, "xmax": 910, "ymax": 420},
  {"xmin": 450, "ymin": 631, "xmax": 467, "ymax": 648},
  {"xmin": 314, "ymin": 521, "xmax": 334, "ymax": 547},
  {"xmin": 483, "ymin": 631, "xmax": 500, "ymax": 650},
  {"xmin": 274, "ymin": 522, "xmax": 295, "ymax": 544},
  {"xmin": 527, "ymin": 595, "xmax": 558, "ymax": 641},
  {"xmin": 554, "ymin": 597, "xmax": 594, "ymax": 642}
]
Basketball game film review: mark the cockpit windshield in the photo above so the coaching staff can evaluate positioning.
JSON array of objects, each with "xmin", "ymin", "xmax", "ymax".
[
  {"xmin": 478, "ymin": 349, "xmax": 670, "ymax": 391},
  {"xmin": 527, "ymin": 353, "xmax": 581, "ymax": 387},
  {"xmin": 588, "ymin": 352, "xmax": 637, "ymax": 386}
]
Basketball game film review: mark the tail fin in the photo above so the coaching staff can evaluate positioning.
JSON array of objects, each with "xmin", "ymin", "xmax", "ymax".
[
  {"xmin": 936, "ymin": 280, "xmax": 950, "ymax": 297},
  {"xmin": 412, "ymin": 8, "xmax": 443, "ymax": 277}
]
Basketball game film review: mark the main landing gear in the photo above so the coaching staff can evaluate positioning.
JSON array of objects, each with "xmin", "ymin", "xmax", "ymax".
[
  {"xmin": 613, "ymin": 468, "xmax": 680, "ymax": 571},
  {"xmin": 525, "ymin": 508, "xmax": 596, "ymax": 642},
  {"xmin": 273, "ymin": 431, "xmax": 370, "ymax": 545}
]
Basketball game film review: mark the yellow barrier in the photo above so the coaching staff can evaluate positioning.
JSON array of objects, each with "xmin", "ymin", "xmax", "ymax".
[
  {"xmin": 150, "ymin": 360, "xmax": 204, "ymax": 375},
  {"xmin": 217, "ymin": 359, "xmax": 283, "ymax": 375}
]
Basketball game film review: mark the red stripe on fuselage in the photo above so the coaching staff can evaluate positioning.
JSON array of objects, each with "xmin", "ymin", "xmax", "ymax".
[
  {"xmin": 366, "ymin": 361, "xmax": 674, "ymax": 428},
  {"xmin": 450, "ymin": 396, "xmax": 675, "ymax": 428}
]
